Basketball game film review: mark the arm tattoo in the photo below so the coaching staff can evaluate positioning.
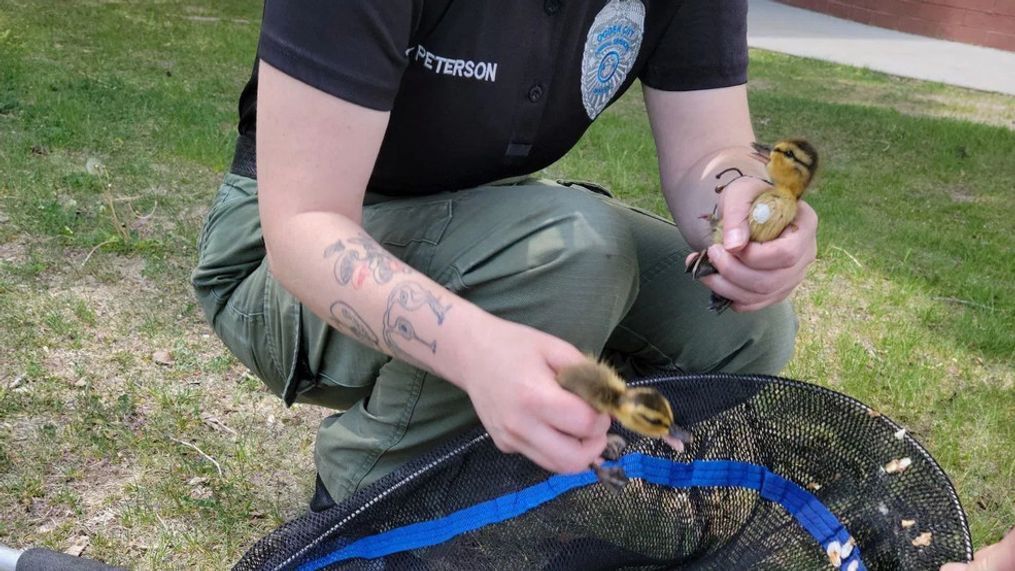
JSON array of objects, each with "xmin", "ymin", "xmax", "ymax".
[
  {"xmin": 383, "ymin": 281, "xmax": 451, "ymax": 364},
  {"xmin": 328, "ymin": 302, "xmax": 380, "ymax": 349},
  {"xmin": 322, "ymin": 235, "xmax": 452, "ymax": 366},
  {"xmin": 324, "ymin": 233, "xmax": 412, "ymax": 289}
]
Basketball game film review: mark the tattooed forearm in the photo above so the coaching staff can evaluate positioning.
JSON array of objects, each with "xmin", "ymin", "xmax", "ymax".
[
  {"xmin": 321, "ymin": 233, "xmax": 452, "ymax": 368},
  {"xmin": 328, "ymin": 301, "xmax": 380, "ymax": 350},
  {"xmin": 324, "ymin": 233, "xmax": 412, "ymax": 289},
  {"xmin": 383, "ymin": 281, "xmax": 451, "ymax": 363}
]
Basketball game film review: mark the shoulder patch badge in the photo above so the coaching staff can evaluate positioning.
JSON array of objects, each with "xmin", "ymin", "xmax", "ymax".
[{"xmin": 581, "ymin": 0, "xmax": 645, "ymax": 120}]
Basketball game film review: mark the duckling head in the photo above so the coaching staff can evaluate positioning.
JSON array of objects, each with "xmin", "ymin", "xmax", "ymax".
[
  {"xmin": 767, "ymin": 139, "xmax": 819, "ymax": 198},
  {"xmin": 615, "ymin": 387, "xmax": 676, "ymax": 438}
]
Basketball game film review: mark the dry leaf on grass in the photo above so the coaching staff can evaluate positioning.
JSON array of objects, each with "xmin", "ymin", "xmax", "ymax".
[
  {"xmin": 152, "ymin": 349, "xmax": 175, "ymax": 366},
  {"xmin": 6, "ymin": 374, "xmax": 25, "ymax": 389},
  {"xmin": 201, "ymin": 414, "xmax": 238, "ymax": 436},
  {"xmin": 64, "ymin": 534, "xmax": 90, "ymax": 557}
]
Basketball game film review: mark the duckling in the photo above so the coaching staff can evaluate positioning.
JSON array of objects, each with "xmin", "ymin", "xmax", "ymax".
[
  {"xmin": 687, "ymin": 139, "xmax": 820, "ymax": 313},
  {"xmin": 556, "ymin": 357, "xmax": 694, "ymax": 491}
]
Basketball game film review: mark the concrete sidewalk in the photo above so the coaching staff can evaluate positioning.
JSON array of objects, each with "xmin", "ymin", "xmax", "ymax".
[{"xmin": 747, "ymin": 0, "xmax": 1015, "ymax": 96}]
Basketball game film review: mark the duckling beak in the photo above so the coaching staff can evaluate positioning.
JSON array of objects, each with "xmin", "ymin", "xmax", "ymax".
[
  {"xmin": 662, "ymin": 424, "xmax": 694, "ymax": 453},
  {"xmin": 750, "ymin": 142, "xmax": 773, "ymax": 162}
]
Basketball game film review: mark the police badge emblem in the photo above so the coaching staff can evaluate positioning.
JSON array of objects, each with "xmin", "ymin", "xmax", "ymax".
[{"xmin": 581, "ymin": 0, "xmax": 645, "ymax": 120}]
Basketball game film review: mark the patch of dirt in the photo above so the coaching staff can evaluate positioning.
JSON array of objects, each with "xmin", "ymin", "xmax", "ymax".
[
  {"xmin": 0, "ymin": 236, "xmax": 29, "ymax": 263},
  {"xmin": 75, "ymin": 460, "xmax": 137, "ymax": 513},
  {"xmin": 17, "ymin": 459, "xmax": 139, "ymax": 550},
  {"xmin": 945, "ymin": 184, "xmax": 977, "ymax": 203},
  {"xmin": 41, "ymin": 348, "xmax": 87, "ymax": 385}
]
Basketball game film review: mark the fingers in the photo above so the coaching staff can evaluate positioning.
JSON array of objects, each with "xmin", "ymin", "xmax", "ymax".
[
  {"xmin": 541, "ymin": 336, "xmax": 588, "ymax": 372},
  {"xmin": 732, "ymin": 201, "xmax": 818, "ymax": 271},
  {"xmin": 499, "ymin": 419, "xmax": 608, "ymax": 474},
  {"xmin": 704, "ymin": 245, "xmax": 789, "ymax": 295},
  {"xmin": 940, "ymin": 527, "xmax": 1015, "ymax": 571},
  {"xmin": 717, "ymin": 176, "xmax": 772, "ymax": 251},
  {"xmin": 702, "ymin": 244, "xmax": 802, "ymax": 300},
  {"xmin": 701, "ymin": 272, "xmax": 794, "ymax": 312},
  {"xmin": 529, "ymin": 384, "xmax": 612, "ymax": 439},
  {"xmin": 479, "ymin": 351, "xmax": 611, "ymax": 473},
  {"xmin": 464, "ymin": 322, "xmax": 618, "ymax": 475},
  {"xmin": 696, "ymin": 199, "xmax": 817, "ymax": 311}
]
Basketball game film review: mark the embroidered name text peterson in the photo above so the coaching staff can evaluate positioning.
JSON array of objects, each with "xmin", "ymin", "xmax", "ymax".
[{"xmin": 406, "ymin": 45, "xmax": 498, "ymax": 82}]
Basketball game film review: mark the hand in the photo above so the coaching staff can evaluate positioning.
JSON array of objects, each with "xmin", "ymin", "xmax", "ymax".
[
  {"xmin": 686, "ymin": 176, "xmax": 818, "ymax": 312},
  {"xmin": 941, "ymin": 528, "xmax": 1015, "ymax": 571},
  {"xmin": 453, "ymin": 316, "xmax": 612, "ymax": 474}
]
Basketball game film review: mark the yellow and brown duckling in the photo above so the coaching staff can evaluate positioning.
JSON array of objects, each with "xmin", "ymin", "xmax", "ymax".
[
  {"xmin": 556, "ymin": 356, "xmax": 693, "ymax": 491},
  {"xmin": 687, "ymin": 139, "xmax": 820, "ymax": 313}
]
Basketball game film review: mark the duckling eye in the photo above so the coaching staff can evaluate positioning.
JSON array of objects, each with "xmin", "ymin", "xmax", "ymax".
[
  {"xmin": 783, "ymin": 149, "xmax": 796, "ymax": 160},
  {"xmin": 638, "ymin": 414, "xmax": 668, "ymax": 427}
]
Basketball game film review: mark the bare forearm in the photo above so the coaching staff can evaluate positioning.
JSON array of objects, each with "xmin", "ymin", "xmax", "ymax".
[
  {"xmin": 663, "ymin": 146, "xmax": 769, "ymax": 251},
  {"xmin": 263, "ymin": 211, "xmax": 483, "ymax": 385},
  {"xmin": 642, "ymin": 85, "xmax": 767, "ymax": 251}
]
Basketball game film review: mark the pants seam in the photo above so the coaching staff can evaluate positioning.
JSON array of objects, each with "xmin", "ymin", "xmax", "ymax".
[
  {"xmin": 264, "ymin": 279, "xmax": 285, "ymax": 381},
  {"xmin": 225, "ymin": 300, "xmax": 263, "ymax": 319}
]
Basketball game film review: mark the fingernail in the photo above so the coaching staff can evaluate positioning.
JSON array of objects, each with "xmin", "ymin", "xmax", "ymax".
[{"xmin": 725, "ymin": 228, "xmax": 747, "ymax": 248}]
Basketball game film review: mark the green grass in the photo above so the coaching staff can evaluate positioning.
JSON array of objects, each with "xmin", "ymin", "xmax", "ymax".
[{"xmin": 1, "ymin": 2, "xmax": 1012, "ymax": 568}]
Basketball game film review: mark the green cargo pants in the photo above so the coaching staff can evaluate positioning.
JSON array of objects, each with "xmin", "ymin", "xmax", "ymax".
[{"xmin": 191, "ymin": 173, "xmax": 796, "ymax": 503}]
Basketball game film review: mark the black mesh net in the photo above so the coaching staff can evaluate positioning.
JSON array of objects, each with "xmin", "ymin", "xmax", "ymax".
[{"xmin": 234, "ymin": 374, "xmax": 972, "ymax": 570}]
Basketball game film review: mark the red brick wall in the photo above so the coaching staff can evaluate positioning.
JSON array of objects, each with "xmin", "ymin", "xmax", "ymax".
[{"xmin": 776, "ymin": 0, "xmax": 1015, "ymax": 52}]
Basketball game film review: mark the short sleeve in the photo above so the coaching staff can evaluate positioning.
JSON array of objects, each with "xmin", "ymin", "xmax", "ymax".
[
  {"xmin": 639, "ymin": 0, "xmax": 749, "ymax": 92},
  {"xmin": 257, "ymin": 1, "xmax": 419, "ymax": 111}
]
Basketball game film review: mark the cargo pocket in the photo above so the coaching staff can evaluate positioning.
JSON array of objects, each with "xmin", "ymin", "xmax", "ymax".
[
  {"xmin": 213, "ymin": 266, "xmax": 275, "ymax": 394},
  {"xmin": 365, "ymin": 198, "xmax": 454, "ymax": 265},
  {"xmin": 192, "ymin": 175, "xmax": 265, "ymax": 324},
  {"xmin": 263, "ymin": 272, "xmax": 307, "ymax": 406}
]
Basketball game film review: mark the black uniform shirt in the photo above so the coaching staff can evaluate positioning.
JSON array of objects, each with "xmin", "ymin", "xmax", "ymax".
[{"xmin": 238, "ymin": 0, "xmax": 748, "ymax": 196}]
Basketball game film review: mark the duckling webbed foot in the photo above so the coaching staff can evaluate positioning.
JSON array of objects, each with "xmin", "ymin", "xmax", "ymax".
[
  {"xmin": 685, "ymin": 250, "xmax": 719, "ymax": 279},
  {"xmin": 602, "ymin": 434, "xmax": 627, "ymax": 461},
  {"xmin": 686, "ymin": 253, "xmax": 732, "ymax": 314},
  {"xmin": 591, "ymin": 434, "xmax": 630, "ymax": 492},
  {"xmin": 708, "ymin": 293, "xmax": 732, "ymax": 314},
  {"xmin": 591, "ymin": 463, "xmax": 629, "ymax": 493}
]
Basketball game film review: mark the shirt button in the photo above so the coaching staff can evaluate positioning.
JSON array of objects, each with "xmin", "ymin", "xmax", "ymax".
[
  {"xmin": 544, "ymin": 0, "xmax": 561, "ymax": 15},
  {"xmin": 527, "ymin": 84, "xmax": 544, "ymax": 103}
]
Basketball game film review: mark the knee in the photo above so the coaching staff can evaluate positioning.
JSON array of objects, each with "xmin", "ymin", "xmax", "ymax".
[
  {"xmin": 457, "ymin": 187, "xmax": 639, "ymax": 290},
  {"xmin": 548, "ymin": 192, "xmax": 638, "ymax": 278},
  {"xmin": 450, "ymin": 187, "xmax": 640, "ymax": 349}
]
